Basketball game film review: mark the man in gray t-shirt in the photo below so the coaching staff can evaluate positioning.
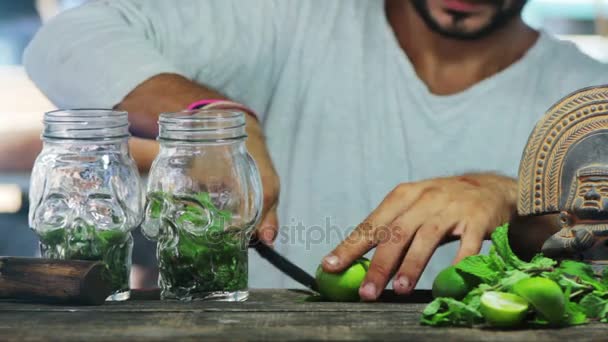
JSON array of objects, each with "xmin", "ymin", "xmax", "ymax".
[{"xmin": 24, "ymin": 0, "xmax": 607, "ymax": 298}]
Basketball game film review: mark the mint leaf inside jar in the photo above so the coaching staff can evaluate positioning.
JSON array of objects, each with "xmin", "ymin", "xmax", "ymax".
[
  {"xmin": 38, "ymin": 223, "xmax": 132, "ymax": 297},
  {"xmin": 145, "ymin": 191, "xmax": 248, "ymax": 301}
]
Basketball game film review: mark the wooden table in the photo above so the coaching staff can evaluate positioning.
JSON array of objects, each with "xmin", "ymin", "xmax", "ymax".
[{"xmin": 0, "ymin": 289, "xmax": 604, "ymax": 341}]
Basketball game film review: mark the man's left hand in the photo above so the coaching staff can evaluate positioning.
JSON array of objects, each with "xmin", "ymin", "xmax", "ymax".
[{"xmin": 321, "ymin": 173, "xmax": 517, "ymax": 301}]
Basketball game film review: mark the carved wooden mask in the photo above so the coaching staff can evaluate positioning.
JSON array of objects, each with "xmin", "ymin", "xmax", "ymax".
[
  {"xmin": 518, "ymin": 85, "xmax": 608, "ymax": 261},
  {"xmin": 519, "ymin": 85, "xmax": 608, "ymax": 217}
]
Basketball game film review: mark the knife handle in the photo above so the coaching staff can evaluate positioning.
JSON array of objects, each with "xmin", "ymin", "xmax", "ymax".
[{"xmin": 0, "ymin": 257, "xmax": 112, "ymax": 305}]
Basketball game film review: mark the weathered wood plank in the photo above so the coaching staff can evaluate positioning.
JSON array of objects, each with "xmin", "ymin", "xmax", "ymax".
[
  {"xmin": 0, "ymin": 289, "xmax": 430, "ymax": 313},
  {"xmin": 0, "ymin": 290, "xmax": 604, "ymax": 342},
  {"xmin": 0, "ymin": 310, "xmax": 603, "ymax": 342}
]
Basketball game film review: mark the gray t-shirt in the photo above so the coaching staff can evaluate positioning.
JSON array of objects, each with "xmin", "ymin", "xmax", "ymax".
[{"xmin": 24, "ymin": 0, "xmax": 608, "ymax": 289}]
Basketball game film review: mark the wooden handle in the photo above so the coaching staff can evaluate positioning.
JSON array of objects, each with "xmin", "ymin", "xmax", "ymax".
[{"xmin": 0, "ymin": 257, "xmax": 113, "ymax": 305}]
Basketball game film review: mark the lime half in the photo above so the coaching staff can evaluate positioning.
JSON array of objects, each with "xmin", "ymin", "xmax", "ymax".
[{"xmin": 480, "ymin": 291, "xmax": 529, "ymax": 327}]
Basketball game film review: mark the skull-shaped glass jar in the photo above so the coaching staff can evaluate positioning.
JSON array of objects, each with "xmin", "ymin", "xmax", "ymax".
[
  {"xmin": 29, "ymin": 109, "xmax": 143, "ymax": 301},
  {"xmin": 141, "ymin": 109, "xmax": 262, "ymax": 302}
]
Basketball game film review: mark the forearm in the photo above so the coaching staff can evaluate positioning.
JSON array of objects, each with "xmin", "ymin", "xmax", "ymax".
[
  {"xmin": 116, "ymin": 73, "xmax": 268, "ymax": 160},
  {"xmin": 116, "ymin": 73, "xmax": 277, "ymax": 196},
  {"xmin": 116, "ymin": 73, "xmax": 230, "ymax": 138}
]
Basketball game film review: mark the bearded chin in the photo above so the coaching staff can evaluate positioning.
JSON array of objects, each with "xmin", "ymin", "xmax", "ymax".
[{"xmin": 410, "ymin": 0, "xmax": 527, "ymax": 41}]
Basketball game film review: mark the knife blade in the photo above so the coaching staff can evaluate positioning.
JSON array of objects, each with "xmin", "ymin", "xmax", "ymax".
[
  {"xmin": 249, "ymin": 237, "xmax": 319, "ymax": 292},
  {"xmin": 249, "ymin": 239, "xmax": 435, "ymax": 303}
]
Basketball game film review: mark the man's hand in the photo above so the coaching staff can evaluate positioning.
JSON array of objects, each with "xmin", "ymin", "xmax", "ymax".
[{"xmin": 321, "ymin": 173, "xmax": 517, "ymax": 301}]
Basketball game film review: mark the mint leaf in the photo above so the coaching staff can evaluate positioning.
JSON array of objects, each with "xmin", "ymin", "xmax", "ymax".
[
  {"xmin": 528, "ymin": 254, "xmax": 557, "ymax": 269},
  {"xmin": 421, "ymin": 298, "xmax": 483, "ymax": 327},
  {"xmin": 602, "ymin": 268, "xmax": 608, "ymax": 288},
  {"xmin": 558, "ymin": 260, "xmax": 605, "ymax": 291},
  {"xmin": 580, "ymin": 294, "xmax": 608, "ymax": 318},
  {"xmin": 488, "ymin": 245, "xmax": 507, "ymax": 273},
  {"xmin": 462, "ymin": 283, "xmax": 492, "ymax": 311},
  {"xmin": 147, "ymin": 191, "xmax": 171, "ymax": 219},
  {"xmin": 498, "ymin": 270, "xmax": 530, "ymax": 291},
  {"xmin": 559, "ymin": 260, "xmax": 596, "ymax": 281},
  {"xmin": 455, "ymin": 255, "xmax": 499, "ymax": 283},
  {"xmin": 557, "ymin": 273, "xmax": 592, "ymax": 293},
  {"xmin": 564, "ymin": 301, "xmax": 588, "ymax": 325},
  {"xmin": 39, "ymin": 228, "xmax": 66, "ymax": 246},
  {"xmin": 601, "ymin": 304, "xmax": 608, "ymax": 323},
  {"xmin": 422, "ymin": 298, "xmax": 442, "ymax": 316},
  {"xmin": 490, "ymin": 224, "xmax": 526, "ymax": 269},
  {"xmin": 194, "ymin": 192, "xmax": 214, "ymax": 208}
]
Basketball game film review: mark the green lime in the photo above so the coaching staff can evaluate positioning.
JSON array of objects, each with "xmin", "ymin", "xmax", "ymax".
[
  {"xmin": 315, "ymin": 258, "xmax": 370, "ymax": 302},
  {"xmin": 512, "ymin": 277, "xmax": 565, "ymax": 325},
  {"xmin": 432, "ymin": 266, "xmax": 479, "ymax": 300},
  {"xmin": 480, "ymin": 291, "xmax": 529, "ymax": 327}
]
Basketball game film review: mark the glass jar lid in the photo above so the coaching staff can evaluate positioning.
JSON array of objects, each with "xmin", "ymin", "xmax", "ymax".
[
  {"xmin": 158, "ymin": 109, "xmax": 247, "ymax": 142},
  {"xmin": 43, "ymin": 109, "xmax": 130, "ymax": 140}
]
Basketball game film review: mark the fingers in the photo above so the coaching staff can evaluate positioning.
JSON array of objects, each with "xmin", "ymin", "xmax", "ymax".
[
  {"xmin": 358, "ymin": 228, "xmax": 411, "ymax": 301},
  {"xmin": 322, "ymin": 183, "xmax": 428, "ymax": 273},
  {"xmin": 393, "ymin": 220, "xmax": 453, "ymax": 295},
  {"xmin": 256, "ymin": 204, "xmax": 278, "ymax": 246},
  {"xmin": 324, "ymin": 176, "xmax": 500, "ymax": 300},
  {"xmin": 452, "ymin": 221, "xmax": 484, "ymax": 264},
  {"xmin": 359, "ymin": 203, "xmax": 438, "ymax": 301},
  {"xmin": 260, "ymin": 185, "xmax": 277, "ymax": 225},
  {"xmin": 321, "ymin": 221, "xmax": 376, "ymax": 272}
]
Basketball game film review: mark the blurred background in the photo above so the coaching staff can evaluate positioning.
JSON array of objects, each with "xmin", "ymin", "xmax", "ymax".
[{"xmin": 0, "ymin": 0, "xmax": 607, "ymax": 259}]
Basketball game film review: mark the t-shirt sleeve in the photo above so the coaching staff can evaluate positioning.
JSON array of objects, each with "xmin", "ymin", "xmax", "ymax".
[
  {"xmin": 24, "ymin": 0, "xmax": 183, "ymax": 109},
  {"xmin": 23, "ymin": 0, "xmax": 295, "ymax": 112}
]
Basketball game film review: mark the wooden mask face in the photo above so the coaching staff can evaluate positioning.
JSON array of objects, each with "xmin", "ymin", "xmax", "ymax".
[{"xmin": 568, "ymin": 170, "xmax": 608, "ymax": 221}]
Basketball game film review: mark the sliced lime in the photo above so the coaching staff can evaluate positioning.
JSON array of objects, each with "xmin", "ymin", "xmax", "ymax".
[{"xmin": 480, "ymin": 291, "xmax": 529, "ymax": 327}]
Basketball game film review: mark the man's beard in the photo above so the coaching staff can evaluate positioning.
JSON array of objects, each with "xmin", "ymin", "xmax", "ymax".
[{"xmin": 411, "ymin": 0, "xmax": 526, "ymax": 40}]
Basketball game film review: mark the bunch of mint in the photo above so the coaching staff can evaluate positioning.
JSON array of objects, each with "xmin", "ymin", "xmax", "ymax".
[
  {"xmin": 39, "ymin": 224, "xmax": 131, "ymax": 295},
  {"xmin": 421, "ymin": 224, "xmax": 608, "ymax": 327},
  {"xmin": 146, "ymin": 191, "xmax": 248, "ymax": 300}
]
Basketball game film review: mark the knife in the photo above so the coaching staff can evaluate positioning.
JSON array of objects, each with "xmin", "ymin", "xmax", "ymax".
[
  {"xmin": 249, "ymin": 238, "xmax": 434, "ymax": 302},
  {"xmin": 249, "ymin": 237, "xmax": 319, "ymax": 292}
]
